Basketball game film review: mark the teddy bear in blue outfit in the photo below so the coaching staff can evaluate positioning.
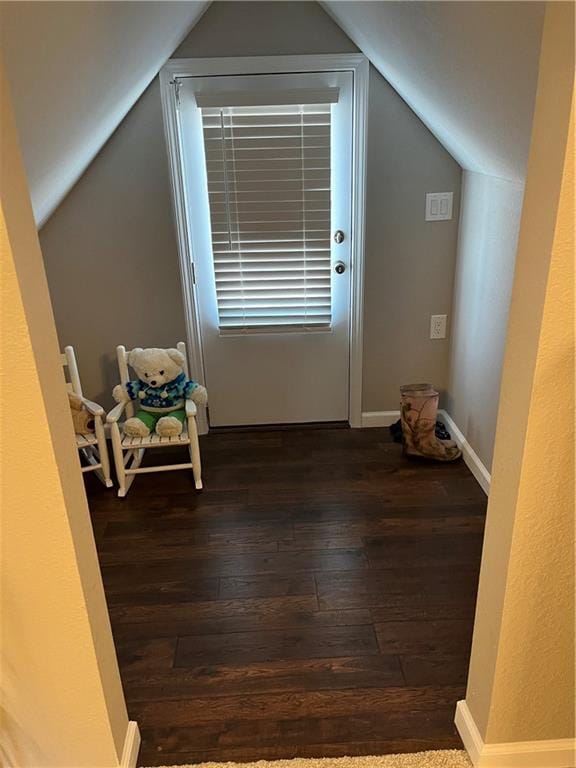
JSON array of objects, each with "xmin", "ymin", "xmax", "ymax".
[{"xmin": 112, "ymin": 347, "xmax": 208, "ymax": 438}]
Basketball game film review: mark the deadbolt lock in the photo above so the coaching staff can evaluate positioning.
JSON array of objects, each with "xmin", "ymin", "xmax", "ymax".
[{"xmin": 333, "ymin": 230, "xmax": 345, "ymax": 244}]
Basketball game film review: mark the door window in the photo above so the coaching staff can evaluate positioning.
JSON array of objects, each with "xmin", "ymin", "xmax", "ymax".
[{"xmin": 200, "ymin": 102, "xmax": 334, "ymax": 331}]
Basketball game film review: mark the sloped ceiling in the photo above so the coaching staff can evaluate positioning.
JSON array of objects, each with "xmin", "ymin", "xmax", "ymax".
[
  {"xmin": 2, "ymin": 1, "xmax": 545, "ymax": 227},
  {"xmin": 323, "ymin": 1, "xmax": 545, "ymax": 182},
  {"xmin": 0, "ymin": 1, "xmax": 209, "ymax": 226}
]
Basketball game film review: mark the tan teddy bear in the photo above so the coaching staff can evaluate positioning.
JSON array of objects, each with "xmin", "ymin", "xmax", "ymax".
[{"xmin": 68, "ymin": 392, "xmax": 95, "ymax": 435}]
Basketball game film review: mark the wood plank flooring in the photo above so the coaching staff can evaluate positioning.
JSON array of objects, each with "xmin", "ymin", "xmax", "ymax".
[{"xmin": 86, "ymin": 425, "xmax": 486, "ymax": 766}]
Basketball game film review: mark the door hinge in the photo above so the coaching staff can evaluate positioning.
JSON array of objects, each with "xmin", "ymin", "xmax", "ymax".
[
  {"xmin": 191, "ymin": 262, "xmax": 196, "ymax": 284},
  {"xmin": 173, "ymin": 79, "xmax": 181, "ymax": 110}
]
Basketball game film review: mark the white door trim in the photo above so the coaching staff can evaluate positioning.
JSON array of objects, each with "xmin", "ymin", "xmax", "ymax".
[{"xmin": 160, "ymin": 54, "xmax": 369, "ymax": 431}]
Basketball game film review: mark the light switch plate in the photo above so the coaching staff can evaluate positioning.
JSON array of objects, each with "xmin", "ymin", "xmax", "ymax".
[
  {"xmin": 426, "ymin": 192, "xmax": 453, "ymax": 221},
  {"xmin": 430, "ymin": 314, "xmax": 447, "ymax": 339}
]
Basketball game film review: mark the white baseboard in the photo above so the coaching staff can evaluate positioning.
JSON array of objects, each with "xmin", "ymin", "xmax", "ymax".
[
  {"xmin": 360, "ymin": 408, "xmax": 490, "ymax": 495},
  {"xmin": 120, "ymin": 721, "xmax": 140, "ymax": 768},
  {"xmin": 439, "ymin": 410, "xmax": 491, "ymax": 495},
  {"xmin": 361, "ymin": 410, "xmax": 400, "ymax": 427},
  {"xmin": 456, "ymin": 700, "xmax": 575, "ymax": 767}
]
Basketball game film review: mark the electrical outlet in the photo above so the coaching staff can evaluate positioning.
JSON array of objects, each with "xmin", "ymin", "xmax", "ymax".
[{"xmin": 430, "ymin": 314, "xmax": 447, "ymax": 339}]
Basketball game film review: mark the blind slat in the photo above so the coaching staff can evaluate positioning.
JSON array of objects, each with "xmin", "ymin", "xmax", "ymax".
[{"xmin": 216, "ymin": 280, "xmax": 331, "ymax": 290}]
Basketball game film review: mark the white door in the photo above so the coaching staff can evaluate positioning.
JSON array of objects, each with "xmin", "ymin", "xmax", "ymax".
[{"xmin": 178, "ymin": 71, "xmax": 353, "ymax": 426}]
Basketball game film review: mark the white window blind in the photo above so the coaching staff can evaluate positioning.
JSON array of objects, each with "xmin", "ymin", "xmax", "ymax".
[{"xmin": 201, "ymin": 102, "xmax": 332, "ymax": 331}]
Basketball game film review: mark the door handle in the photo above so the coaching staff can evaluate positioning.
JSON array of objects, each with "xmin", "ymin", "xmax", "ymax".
[{"xmin": 334, "ymin": 261, "xmax": 346, "ymax": 275}]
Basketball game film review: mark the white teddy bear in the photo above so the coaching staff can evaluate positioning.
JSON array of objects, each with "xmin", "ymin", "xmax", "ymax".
[{"xmin": 112, "ymin": 347, "xmax": 207, "ymax": 438}]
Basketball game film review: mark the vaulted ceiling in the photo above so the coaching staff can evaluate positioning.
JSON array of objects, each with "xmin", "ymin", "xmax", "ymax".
[
  {"xmin": 1, "ymin": 1, "xmax": 545, "ymax": 227},
  {"xmin": 0, "ymin": 1, "xmax": 209, "ymax": 226},
  {"xmin": 322, "ymin": 1, "xmax": 545, "ymax": 182}
]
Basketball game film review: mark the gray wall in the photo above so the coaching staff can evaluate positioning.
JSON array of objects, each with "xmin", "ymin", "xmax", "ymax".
[
  {"xmin": 363, "ymin": 72, "xmax": 461, "ymax": 411},
  {"xmin": 173, "ymin": 0, "xmax": 356, "ymax": 57},
  {"xmin": 447, "ymin": 172, "xmax": 525, "ymax": 469},
  {"xmin": 39, "ymin": 77, "xmax": 187, "ymax": 405},
  {"xmin": 40, "ymin": 1, "xmax": 461, "ymax": 413}
]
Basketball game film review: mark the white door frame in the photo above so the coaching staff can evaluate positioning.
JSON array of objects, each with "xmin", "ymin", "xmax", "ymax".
[{"xmin": 160, "ymin": 54, "xmax": 369, "ymax": 433}]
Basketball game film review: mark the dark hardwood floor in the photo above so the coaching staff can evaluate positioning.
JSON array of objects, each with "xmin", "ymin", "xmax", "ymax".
[{"xmin": 86, "ymin": 425, "xmax": 486, "ymax": 766}]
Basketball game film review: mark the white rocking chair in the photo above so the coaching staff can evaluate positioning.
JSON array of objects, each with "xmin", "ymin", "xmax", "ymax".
[
  {"xmin": 107, "ymin": 342, "xmax": 203, "ymax": 498},
  {"xmin": 62, "ymin": 345, "xmax": 113, "ymax": 488}
]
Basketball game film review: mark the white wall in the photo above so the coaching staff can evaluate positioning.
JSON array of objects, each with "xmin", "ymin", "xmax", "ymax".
[
  {"xmin": 446, "ymin": 172, "xmax": 525, "ymax": 469},
  {"xmin": 39, "ymin": 1, "xmax": 461, "ymax": 414},
  {"xmin": 0, "ymin": 0, "xmax": 208, "ymax": 225},
  {"xmin": 323, "ymin": 1, "xmax": 545, "ymax": 181}
]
